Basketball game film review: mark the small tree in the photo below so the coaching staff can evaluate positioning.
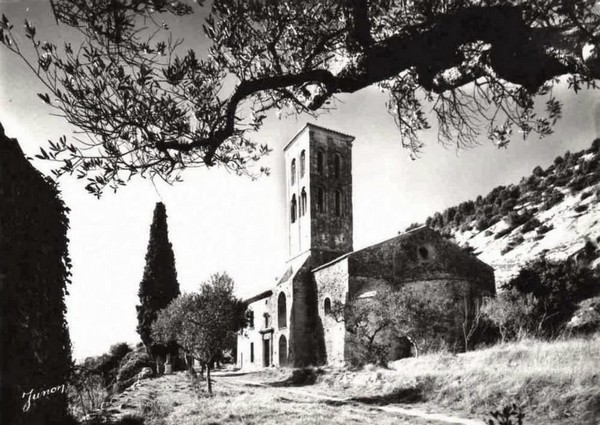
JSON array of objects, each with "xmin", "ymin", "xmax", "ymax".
[
  {"xmin": 333, "ymin": 286, "xmax": 459, "ymax": 365},
  {"xmin": 152, "ymin": 272, "xmax": 247, "ymax": 394},
  {"xmin": 136, "ymin": 202, "xmax": 180, "ymax": 373}
]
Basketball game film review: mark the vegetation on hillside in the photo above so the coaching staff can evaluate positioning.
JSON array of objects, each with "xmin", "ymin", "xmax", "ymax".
[
  {"xmin": 137, "ymin": 202, "xmax": 181, "ymax": 372},
  {"xmin": 425, "ymin": 139, "xmax": 600, "ymax": 241}
]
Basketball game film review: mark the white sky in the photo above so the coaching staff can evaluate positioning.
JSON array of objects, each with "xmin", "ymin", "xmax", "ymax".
[{"xmin": 1, "ymin": 1, "xmax": 599, "ymax": 360}]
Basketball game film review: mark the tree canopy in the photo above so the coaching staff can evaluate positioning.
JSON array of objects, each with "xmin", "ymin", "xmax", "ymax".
[
  {"xmin": 151, "ymin": 272, "xmax": 247, "ymax": 393},
  {"xmin": 2, "ymin": 0, "xmax": 600, "ymax": 195},
  {"xmin": 136, "ymin": 202, "xmax": 180, "ymax": 364}
]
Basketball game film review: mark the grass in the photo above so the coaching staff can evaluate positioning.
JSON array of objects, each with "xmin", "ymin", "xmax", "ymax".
[
  {"xmin": 102, "ymin": 336, "xmax": 599, "ymax": 425},
  {"xmin": 308, "ymin": 335, "xmax": 600, "ymax": 424}
]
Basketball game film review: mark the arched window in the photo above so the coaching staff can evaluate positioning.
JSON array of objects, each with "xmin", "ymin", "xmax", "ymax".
[
  {"xmin": 317, "ymin": 187, "xmax": 325, "ymax": 213},
  {"xmin": 333, "ymin": 154, "xmax": 341, "ymax": 179},
  {"xmin": 264, "ymin": 313, "xmax": 270, "ymax": 328},
  {"xmin": 300, "ymin": 188, "xmax": 307, "ymax": 216},
  {"xmin": 317, "ymin": 150, "xmax": 324, "ymax": 176},
  {"xmin": 278, "ymin": 292, "xmax": 287, "ymax": 329},
  {"xmin": 291, "ymin": 195, "xmax": 297, "ymax": 223},
  {"xmin": 300, "ymin": 150, "xmax": 306, "ymax": 177},
  {"xmin": 279, "ymin": 335, "xmax": 288, "ymax": 366},
  {"xmin": 334, "ymin": 190, "xmax": 342, "ymax": 217},
  {"xmin": 290, "ymin": 159, "xmax": 296, "ymax": 185},
  {"xmin": 324, "ymin": 298, "xmax": 331, "ymax": 315}
]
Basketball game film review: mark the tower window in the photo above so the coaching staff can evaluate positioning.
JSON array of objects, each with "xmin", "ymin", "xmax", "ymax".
[
  {"xmin": 291, "ymin": 159, "xmax": 296, "ymax": 185},
  {"xmin": 333, "ymin": 154, "xmax": 341, "ymax": 179},
  {"xmin": 300, "ymin": 150, "xmax": 306, "ymax": 177},
  {"xmin": 418, "ymin": 246, "xmax": 430, "ymax": 260},
  {"xmin": 317, "ymin": 150, "xmax": 324, "ymax": 176},
  {"xmin": 317, "ymin": 187, "xmax": 325, "ymax": 213},
  {"xmin": 250, "ymin": 342, "xmax": 254, "ymax": 363},
  {"xmin": 264, "ymin": 313, "xmax": 270, "ymax": 328},
  {"xmin": 291, "ymin": 195, "xmax": 297, "ymax": 223},
  {"xmin": 300, "ymin": 188, "xmax": 307, "ymax": 217},
  {"xmin": 334, "ymin": 190, "xmax": 342, "ymax": 217}
]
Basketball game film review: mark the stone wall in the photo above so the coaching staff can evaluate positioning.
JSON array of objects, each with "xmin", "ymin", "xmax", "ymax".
[
  {"xmin": 309, "ymin": 127, "xmax": 353, "ymax": 265},
  {"xmin": 313, "ymin": 258, "xmax": 350, "ymax": 365},
  {"xmin": 348, "ymin": 227, "xmax": 495, "ymax": 295}
]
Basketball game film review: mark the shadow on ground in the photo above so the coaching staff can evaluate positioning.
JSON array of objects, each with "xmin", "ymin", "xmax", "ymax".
[{"xmin": 268, "ymin": 368, "xmax": 325, "ymax": 387}]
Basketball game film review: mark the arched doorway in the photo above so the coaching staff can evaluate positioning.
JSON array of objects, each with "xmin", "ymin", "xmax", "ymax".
[{"xmin": 278, "ymin": 335, "xmax": 288, "ymax": 366}]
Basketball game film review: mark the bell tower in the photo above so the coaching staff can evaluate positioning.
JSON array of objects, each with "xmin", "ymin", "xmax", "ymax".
[{"xmin": 283, "ymin": 124, "xmax": 354, "ymax": 267}]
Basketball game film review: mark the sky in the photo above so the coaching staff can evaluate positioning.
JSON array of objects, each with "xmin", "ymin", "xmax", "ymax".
[{"xmin": 1, "ymin": 1, "xmax": 599, "ymax": 360}]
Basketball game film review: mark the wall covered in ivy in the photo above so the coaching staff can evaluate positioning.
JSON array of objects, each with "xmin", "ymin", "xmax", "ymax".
[{"xmin": 0, "ymin": 123, "xmax": 74, "ymax": 424}]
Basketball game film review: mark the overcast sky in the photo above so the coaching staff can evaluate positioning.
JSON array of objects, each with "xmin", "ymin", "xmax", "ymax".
[{"xmin": 1, "ymin": 1, "xmax": 599, "ymax": 360}]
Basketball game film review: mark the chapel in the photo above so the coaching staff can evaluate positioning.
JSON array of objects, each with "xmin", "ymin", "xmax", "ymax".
[{"xmin": 237, "ymin": 124, "xmax": 495, "ymax": 368}]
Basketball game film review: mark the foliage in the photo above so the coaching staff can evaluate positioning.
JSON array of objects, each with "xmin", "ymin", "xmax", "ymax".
[
  {"xmin": 1, "ymin": 1, "xmax": 600, "ymax": 194},
  {"xmin": 485, "ymin": 403, "xmax": 525, "ymax": 425},
  {"xmin": 151, "ymin": 272, "xmax": 247, "ymax": 393},
  {"xmin": 137, "ymin": 202, "xmax": 180, "ymax": 364},
  {"xmin": 0, "ymin": 124, "xmax": 73, "ymax": 424},
  {"xmin": 114, "ymin": 349, "xmax": 154, "ymax": 392},
  {"xmin": 333, "ymin": 286, "xmax": 469, "ymax": 365},
  {"xmin": 426, "ymin": 139, "xmax": 600, "ymax": 238},
  {"xmin": 566, "ymin": 296, "xmax": 600, "ymax": 334},
  {"xmin": 485, "ymin": 258, "xmax": 599, "ymax": 340}
]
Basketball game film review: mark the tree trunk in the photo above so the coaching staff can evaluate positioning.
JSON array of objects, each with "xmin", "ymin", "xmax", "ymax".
[
  {"xmin": 206, "ymin": 364, "xmax": 212, "ymax": 394},
  {"xmin": 186, "ymin": 355, "xmax": 197, "ymax": 379}
]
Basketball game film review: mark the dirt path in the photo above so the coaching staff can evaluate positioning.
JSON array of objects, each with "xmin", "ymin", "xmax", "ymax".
[
  {"xmin": 94, "ymin": 371, "xmax": 485, "ymax": 424},
  {"xmin": 214, "ymin": 372, "xmax": 484, "ymax": 425}
]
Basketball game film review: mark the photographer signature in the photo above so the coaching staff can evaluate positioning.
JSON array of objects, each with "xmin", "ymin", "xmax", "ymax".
[{"xmin": 22, "ymin": 384, "xmax": 66, "ymax": 412}]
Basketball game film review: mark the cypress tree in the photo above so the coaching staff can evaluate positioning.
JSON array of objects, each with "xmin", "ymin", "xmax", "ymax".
[{"xmin": 136, "ymin": 202, "xmax": 180, "ymax": 367}]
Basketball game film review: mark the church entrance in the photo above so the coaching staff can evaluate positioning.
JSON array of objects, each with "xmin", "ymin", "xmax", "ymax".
[{"xmin": 278, "ymin": 335, "xmax": 288, "ymax": 366}]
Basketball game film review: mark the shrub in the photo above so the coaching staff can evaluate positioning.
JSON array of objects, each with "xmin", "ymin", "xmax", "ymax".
[
  {"xmin": 566, "ymin": 296, "xmax": 600, "ymax": 335},
  {"xmin": 569, "ymin": 176, "xmax": 586, "ymax": 192},
  {"xmin": 574, "ymin": 204, "xmax": 588, "ymax": 213},
  {"xmin": 521, "ymin": 217, "xmax": 541, "ymax": 233},
  {"xmin": 542, "ymin": 191, "xmax": 564, "ymax": 210},
  {"xmin": 495, "ymin": 226, "xmax": 514, "ymax": 239},
  {"xmin": 588, "ymin": 138, "xmax": 600, "ymax": 153},
  {"xmin": 581, "ymin": 190, "xmax": 593, "ymax": 200},
  {"xmin": 501, "ymin": 258, "xmax": 599, "ymax": 338},
  {"xmin": 476, "ymin": 217, "xmax": 491, "ymax": 231},
  {"xmin": 536, "ymin": 224, "xmax": 553, "ymax": 235},
  {"xmin": 114, "ymin": 350, "xmax": 154, "ymax": 392},
  {"xmin": 485, "ymin": 403, "xmax": 525, "ymax": 425}
]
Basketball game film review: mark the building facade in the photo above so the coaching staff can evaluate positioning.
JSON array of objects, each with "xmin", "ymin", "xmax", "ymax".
[{"xmin": 237, "ymin": 124, "xmax": 495, "ymax": 368}]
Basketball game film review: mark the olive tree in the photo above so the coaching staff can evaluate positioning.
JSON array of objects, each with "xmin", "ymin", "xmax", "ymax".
[
  {"xmin": 151, "ymin": 272, "xmax": 247, "ymax": 394},
  {"xmin": 2, "ymin": 0, "xmax": 600, "ymax": 195}
]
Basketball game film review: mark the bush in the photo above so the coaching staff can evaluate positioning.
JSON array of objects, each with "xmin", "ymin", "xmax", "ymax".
[
  {"xmin": 566, "ymin": 296, "xmax": 600, "ymax": 335},
  {"xmin": 581, "ymin": 190, "xmax": 593, "ymax": 200},
  {"xmin": 521, "ymin": 217, "xmax": 541, "ymax": 233},
  {"xmin": 536, "ymin": 224, "xmax": 553, "ymax": 235},
  {"xmin": 495, "ymin": 226, "xmax": 514, "ymax": 239},
  {"xmin": 574, "ymin": 204, "xmax": 588, "ymax": 213},
  {"xmin": 476, "ymin": 217, "xmax": 491, "ymax": 231},
  {"xmin": 114, "ymin": 349, "xmax": 154, "ymax": 392},
  {"xmin": 501, "ymin": 258, "xmax": 599, "ymax": 338}
]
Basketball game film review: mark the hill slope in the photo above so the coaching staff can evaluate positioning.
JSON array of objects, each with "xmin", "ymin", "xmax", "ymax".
[{"xmin": 423, "ymin": 139, "xmax": 600, "ymax": 285}]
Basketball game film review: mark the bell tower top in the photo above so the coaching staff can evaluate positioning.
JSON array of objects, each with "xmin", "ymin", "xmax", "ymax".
[{"xmin": 284, "ymin": 124, "xmax": 354, "ymax": 267}]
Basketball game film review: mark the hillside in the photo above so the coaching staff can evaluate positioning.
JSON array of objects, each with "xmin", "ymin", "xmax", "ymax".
[{"xmin": 422, "ymin": 139, "xmax": 600, "ymax": 285}]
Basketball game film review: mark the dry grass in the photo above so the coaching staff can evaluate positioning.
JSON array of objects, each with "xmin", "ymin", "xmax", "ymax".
[{"xmin": 311, "ymin": 335, "xmax": 600, "ymax": 424}]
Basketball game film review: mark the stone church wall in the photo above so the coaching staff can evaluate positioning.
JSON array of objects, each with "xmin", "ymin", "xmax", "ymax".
[{"xmin": 313, "ymin": 258, "xmax": 350, "ymax": 365}]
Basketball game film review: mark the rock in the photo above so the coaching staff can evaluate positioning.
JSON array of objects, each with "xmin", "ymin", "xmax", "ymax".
[{"xmin": 138, "ymin": 367, "xmax": 154, "ymax": 380}]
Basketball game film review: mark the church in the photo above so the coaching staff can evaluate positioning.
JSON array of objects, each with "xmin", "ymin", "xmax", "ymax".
[{"xmin": 237, "ymin": 124, "xmax": 495, "ymax": 368}]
